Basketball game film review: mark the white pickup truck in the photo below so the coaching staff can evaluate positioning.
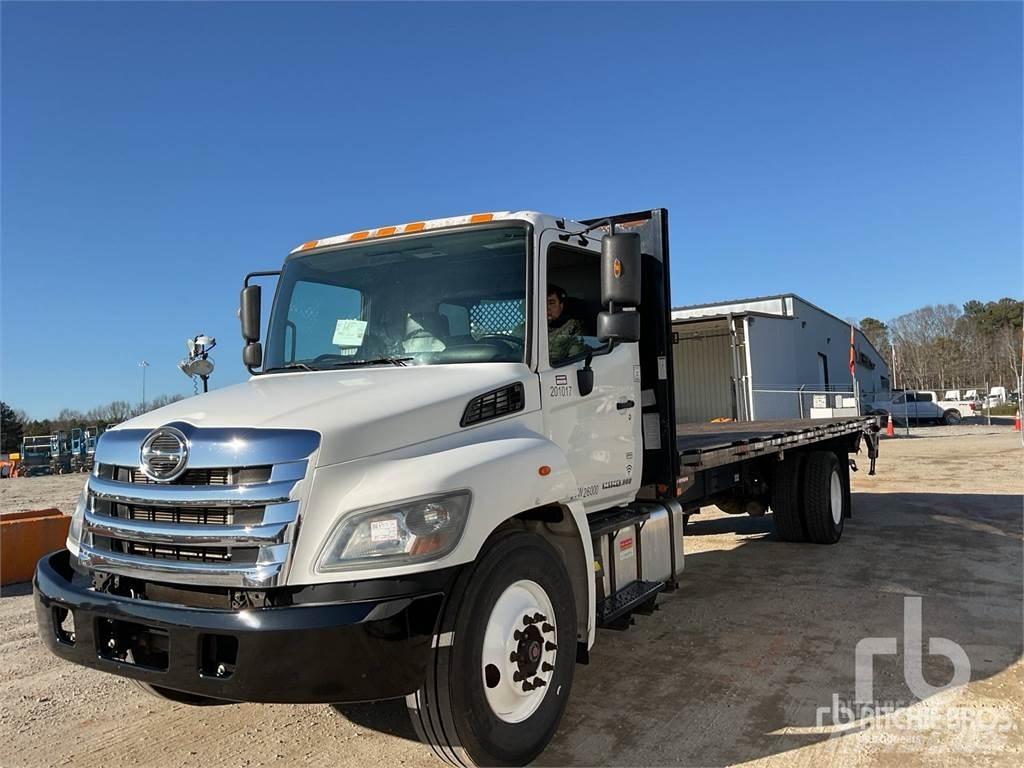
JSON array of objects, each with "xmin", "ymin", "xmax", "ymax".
[
  {"xmin": 34, "ymin": 208, "xmax": 879, "ymax": 766},
  {"xmin": 871, "ymin": 389, "xmax": 977, "ymax": 425}
]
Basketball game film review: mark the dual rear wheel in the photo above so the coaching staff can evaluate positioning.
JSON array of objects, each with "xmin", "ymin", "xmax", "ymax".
[{"xmin": 771, "ymin": 451, "xmax": 846, "ymax": 544}]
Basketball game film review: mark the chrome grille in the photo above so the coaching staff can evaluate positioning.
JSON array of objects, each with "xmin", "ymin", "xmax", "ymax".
[
  {"xmin": 100, "ymin": 464, "xmax": 272, "ymax": 486},
  {"xmin": 79, "ymin": 425, "xmax": 319, "ymax": 588}
]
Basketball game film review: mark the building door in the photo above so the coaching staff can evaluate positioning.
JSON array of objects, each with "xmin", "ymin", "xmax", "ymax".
[{"xmin": 817, "ymin": 353, "xmax": 830, "ymax": 389}]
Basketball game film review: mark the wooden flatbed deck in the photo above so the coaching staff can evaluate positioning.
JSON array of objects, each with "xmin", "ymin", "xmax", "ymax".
[{"xmin": 676, "ymin": 417, "xmax": 873, "ymax": 470}]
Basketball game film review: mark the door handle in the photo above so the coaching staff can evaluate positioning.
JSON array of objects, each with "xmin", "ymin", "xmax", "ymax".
[{"xmin": 616, "ymin": 399, "xmax": 635, "ymax": 410}]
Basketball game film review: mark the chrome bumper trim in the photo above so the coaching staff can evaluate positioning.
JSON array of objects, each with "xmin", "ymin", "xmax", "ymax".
[
  {"xmin": 78, "ymin": 542, "xmax": 284, "ymax": 588},
  {"xmin": 84, "ymin": 510, "xmax": 291, "ymax": 548}
]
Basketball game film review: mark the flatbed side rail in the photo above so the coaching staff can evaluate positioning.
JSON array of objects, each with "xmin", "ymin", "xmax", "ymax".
[{"xmin": 676, "ymin": 417, "xmax": 875, "ymax": 471}]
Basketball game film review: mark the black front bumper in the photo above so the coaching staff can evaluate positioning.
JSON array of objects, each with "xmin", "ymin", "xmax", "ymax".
[{"xmin": 34, "ymin": 550, "xmax": 446, "ymax": 703}]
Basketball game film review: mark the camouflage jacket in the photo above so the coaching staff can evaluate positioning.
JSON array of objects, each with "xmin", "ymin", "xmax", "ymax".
[{"xmin": 548, "ymin": 318, "xmax": 586, "ymax": 363}]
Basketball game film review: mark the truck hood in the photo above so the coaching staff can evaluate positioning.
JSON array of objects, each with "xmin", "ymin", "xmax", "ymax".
[{"xmin": 117, "ymin": 363, "xmax": 535, "ymax": 466}]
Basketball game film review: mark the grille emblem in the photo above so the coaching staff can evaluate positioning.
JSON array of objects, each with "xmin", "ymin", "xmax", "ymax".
[{"xmin": 140, "ymin": 427, "xmax": 189, "ymax": 482}]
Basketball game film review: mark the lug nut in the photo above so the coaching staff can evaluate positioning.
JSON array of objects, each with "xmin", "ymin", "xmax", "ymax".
[
  {"xmin": 513, "ymin": 629, "xmax": 522, "ymax": 640},
  {"xmin": 509, "ymin": 652, "xmax": 518, "ymax": 663},
  {"xmin": 522, "ymin": 681, "xmax": 534, "ymax": 692},
  {"xmin": 545, "ymin": 641, "xmax": 557, "ymax": 652},
  {"xmin": 532, "ymin": 677, "xmax": 546, "ymax": 688},
  {"xmin": 541, "ymin": 623, "xmax": 554, "ymax": 634},
  {"xmin": 542, "ymin": 662, "xmax": 554, "ymax": 672},
  {"xmin": 533, "ymin": 613, "xmax": 546, "ymax": 623},
  {"xmin": 522, "ymin": 615, "xmax": 534, "ymax": 625},
  {"xmin": 513, "ymin": 671, "xmax": 522, "ymax": 682}
]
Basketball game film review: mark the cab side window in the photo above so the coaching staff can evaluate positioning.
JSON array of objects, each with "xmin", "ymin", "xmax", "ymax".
[{"xmin": 546, "ymin": 245, "xmax": 607, "ymax": 366}]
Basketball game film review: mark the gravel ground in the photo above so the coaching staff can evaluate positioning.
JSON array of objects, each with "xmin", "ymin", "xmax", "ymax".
[
  {"xmin": 1, "ymin": 424, "xmax": 1021, "ymax": 767},
  {"xmin": 0, "ymin": 473, "xmax": 86, "ymax": 517}
]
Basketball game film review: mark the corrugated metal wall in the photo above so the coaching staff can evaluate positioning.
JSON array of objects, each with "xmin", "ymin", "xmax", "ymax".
[{"xmin": 672, "ymin": 318, "xmax": 736, "ymax": 423}]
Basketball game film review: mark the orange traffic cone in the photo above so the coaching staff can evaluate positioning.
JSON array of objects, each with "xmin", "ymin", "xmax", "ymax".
[
  {"xmin": 1014, "ymin": 409, "xmax": 1021, "ymax": 432},
  {"xmin": 886, "ymin": 412, "xmax": 895, "ymax": 438}
]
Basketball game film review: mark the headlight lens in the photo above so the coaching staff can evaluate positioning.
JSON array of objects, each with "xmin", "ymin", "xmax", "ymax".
[
  {"xmin": 317, "ymin": 491, "xmax": 471, "ymax": 571},
  {"xmin": 67, "ymin": 484, "xmax": 88, "ymax": 555}
]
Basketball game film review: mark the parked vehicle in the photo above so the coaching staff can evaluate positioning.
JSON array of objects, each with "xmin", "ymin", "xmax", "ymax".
[
  {"xmin": 49, "ymin": 431, "xmax": 72, "ymax": 475},
  {"xmin": 871, "ymin": 389, "xmax": 976, "ymax": 425},
  {"xmin": 19, "ymin": 435, "xmax": 53, "ymax": 476},
  {"xmin": 34, "ymin": 209, "xmax": 880, "ymax": 766}
]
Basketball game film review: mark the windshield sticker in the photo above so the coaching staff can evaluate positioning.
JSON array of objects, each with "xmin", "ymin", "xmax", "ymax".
[{"xmin": 332, "ymin": 319, "xmax": 368, "ymax": 347}]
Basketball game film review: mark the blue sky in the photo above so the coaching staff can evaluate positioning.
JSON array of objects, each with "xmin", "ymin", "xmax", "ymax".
[{"xmin": 2, "ymin": 1, "xmax": 1021, "ymax": 418}]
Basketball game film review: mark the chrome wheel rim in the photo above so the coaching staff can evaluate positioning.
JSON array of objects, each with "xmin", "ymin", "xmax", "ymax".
[{"xmin": 481, "ymin": 579, "xmax": 557, "ymax": 723}]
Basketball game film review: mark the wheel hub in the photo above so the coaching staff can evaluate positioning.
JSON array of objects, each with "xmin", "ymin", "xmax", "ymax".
[{"xmin": 481, "ymin": 580, "xmax": 558, "ymax": 723}]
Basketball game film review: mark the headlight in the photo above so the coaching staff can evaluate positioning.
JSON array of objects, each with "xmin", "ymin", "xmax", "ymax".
[
  {"xmin": 67, "ymin": 484, "xmax": 88, "ymax": 556},
  {"xmin": 317, "ymin": 491, "xmax": 471, "ymax": 572}
]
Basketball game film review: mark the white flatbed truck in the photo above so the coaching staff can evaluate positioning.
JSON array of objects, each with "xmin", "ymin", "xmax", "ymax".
[{"xmin": 34, "ymin": 208, "xmax": 879, "ymax": 766}]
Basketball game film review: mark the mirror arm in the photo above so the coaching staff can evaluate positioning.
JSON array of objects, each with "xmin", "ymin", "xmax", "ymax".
[{"xmin": 244, "ymin": 270, "xmax": 280, "ymax": 288}]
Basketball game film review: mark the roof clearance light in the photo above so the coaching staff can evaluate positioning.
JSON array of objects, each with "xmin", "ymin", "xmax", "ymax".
[
  {"xmin": 470, "ymin": 213, "xmax": 494, "ymax": 223},
  {"xmin": 376, "ymin": 226, "xmax": 397, "ymax": 237},
  {"xmin": 404, "ymin": 222, "xmax": 426, "ymax": 233},
  {"xmin": 300, "ymin": 240, "xmax": 319, "ymax": 250},
  {"xmin": 349, "ymin": 231, "xmax": 370, "ymax": 241}
]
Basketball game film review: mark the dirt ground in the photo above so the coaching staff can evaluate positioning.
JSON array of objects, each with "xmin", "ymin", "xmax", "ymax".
[
  {"xmin": 1, "ymin": 424, "xmax": 1021, "ymax": 767},
  {"xmin": 0, "ymin": 473, "xmax": 86, "ymax": 518}
]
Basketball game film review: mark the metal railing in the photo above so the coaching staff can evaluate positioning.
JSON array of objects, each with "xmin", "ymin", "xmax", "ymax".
[{"xmin": 749, "ymin": 385, "xmax": 872, "ymax": 420}]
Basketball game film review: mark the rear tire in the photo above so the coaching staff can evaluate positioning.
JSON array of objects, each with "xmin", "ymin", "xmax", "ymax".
[
  {"xmin": 943, "ymin": 409, "xmax": 962, "ymax": 425},
  {"xmin": 771, "ymin": 455, "xmax": 807, "ymax": 542},
  {"xmin": 802, "ymin": 451, "xmax": 845, "ymax": 544},
  {"xmin": 407, "ymin": 530, "xmax": 576, "ymax": 767}
]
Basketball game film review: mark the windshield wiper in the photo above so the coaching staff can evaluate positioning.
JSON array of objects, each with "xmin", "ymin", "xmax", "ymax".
[
  {"xmin": 264, "ymin": 362, "xmax": 316, "ymax": 373},
  {"xmin": 324, "ymin": 356, "xmax": 414, "ymax": 369}
]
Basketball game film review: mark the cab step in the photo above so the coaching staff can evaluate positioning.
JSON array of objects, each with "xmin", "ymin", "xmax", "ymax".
[{"xmin": 596, "ymin": 579, "xmax": 664, "ymax": 630}]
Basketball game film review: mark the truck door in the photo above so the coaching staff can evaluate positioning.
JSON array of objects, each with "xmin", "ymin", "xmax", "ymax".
[{"xmin": 539, "ymin": 229, "xmax": 642, "ymax": 510}]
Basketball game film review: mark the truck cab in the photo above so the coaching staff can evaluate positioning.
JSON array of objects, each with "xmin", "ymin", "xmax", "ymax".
[{"xmin": 34, "ymin": 209, "xmax": 872, "ymax": 766}]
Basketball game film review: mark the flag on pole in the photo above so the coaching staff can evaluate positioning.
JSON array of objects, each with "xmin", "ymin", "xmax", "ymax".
[{"xmin": 849, "ymin": 325, "xmax": 856, "ymax": 377}]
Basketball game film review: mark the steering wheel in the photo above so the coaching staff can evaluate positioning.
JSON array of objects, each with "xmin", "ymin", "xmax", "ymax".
[{"xmin": 476, "ymin": 334, "xmax": 525, "ymax": 352}]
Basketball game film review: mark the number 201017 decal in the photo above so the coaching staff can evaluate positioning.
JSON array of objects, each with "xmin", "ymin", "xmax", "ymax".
[{"xmin": 549, "ymin": 385, "xmax": 574, "ymax": 398}]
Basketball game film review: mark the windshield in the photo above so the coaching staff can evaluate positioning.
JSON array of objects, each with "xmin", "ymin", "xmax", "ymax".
[{"xmin": 264, "ymin": 225, "xmax": 528, "ymax": 371}]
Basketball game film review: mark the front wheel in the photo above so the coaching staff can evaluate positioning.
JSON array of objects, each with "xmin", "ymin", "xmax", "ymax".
[
  {"xmin": 408, "ymin": 530, "xmax": 577, "ymax": 766},
  {"xmin": 943, "ymin": 409, "xmax": 962, "ymax": 425}
]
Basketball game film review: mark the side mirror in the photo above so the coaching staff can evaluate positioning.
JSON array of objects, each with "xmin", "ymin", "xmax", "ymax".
[
  {"xmin": 597, "ymin": 310, "xmax": 641, "ymax": 343},
  {"xmin": 601, "ymin": 232, "xmax": 642, "ymax": 307},
  {"xmin": 240, "ymin": 285, "xmax": 262, "ymax": 343},
  {"xmin": 242, "ymin": 342, "xmax": 263, "ymax": 368}
]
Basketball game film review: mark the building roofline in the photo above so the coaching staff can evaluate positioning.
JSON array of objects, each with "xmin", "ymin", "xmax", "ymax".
[{"xmin": 671, "ymin": 292, "xmax": 888, "ymax": 362}]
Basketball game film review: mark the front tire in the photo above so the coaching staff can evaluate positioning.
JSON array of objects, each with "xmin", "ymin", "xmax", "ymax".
[
  {"xmin": 943, "ymin": 409, "xmax": 962, "ymax": 425},
  {"xmin": 408, "ymin": 530, "xmax": 577, "ymax": 767}
]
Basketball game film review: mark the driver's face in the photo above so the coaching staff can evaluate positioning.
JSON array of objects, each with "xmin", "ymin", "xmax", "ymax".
[{"xmin": 547, "ymin": 294, "xmax": 563, "ymax": 322}]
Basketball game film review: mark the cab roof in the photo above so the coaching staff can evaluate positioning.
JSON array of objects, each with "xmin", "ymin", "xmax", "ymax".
[{"xmin": 288, "ymin": 211, "xmax": 576, "ymax": 255}]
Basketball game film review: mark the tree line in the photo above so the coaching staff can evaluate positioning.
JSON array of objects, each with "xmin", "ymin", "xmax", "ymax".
[
  {"xmin": 858, "ymin": 297, "xmax": 1023, "ymax": 393},
  {"xmin": 0, "ymin": 395, "xmax": 185, "ymax": 454}
]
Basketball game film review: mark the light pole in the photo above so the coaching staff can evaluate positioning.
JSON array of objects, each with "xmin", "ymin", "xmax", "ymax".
[{"xmin": 139, "ymin": 361, "xmax": 149, "ymax": 411}]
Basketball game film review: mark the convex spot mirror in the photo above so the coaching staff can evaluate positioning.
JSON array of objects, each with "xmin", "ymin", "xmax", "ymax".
[{"xmin": 597, "ymin": 310, "xmax": 640, "ymax": 343}]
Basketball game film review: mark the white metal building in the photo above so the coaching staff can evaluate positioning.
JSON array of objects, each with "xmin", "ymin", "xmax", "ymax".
[{"xmin": 670, "ymin": 294, "xmax": 891, "ymax": 423}]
